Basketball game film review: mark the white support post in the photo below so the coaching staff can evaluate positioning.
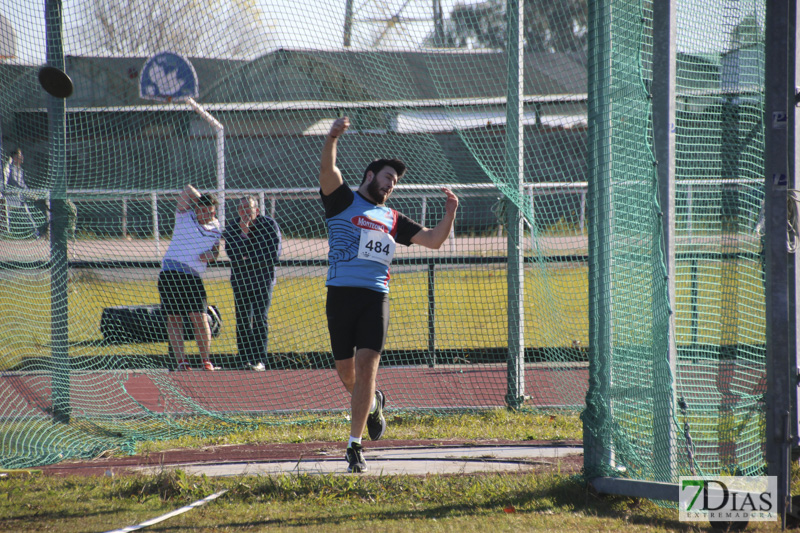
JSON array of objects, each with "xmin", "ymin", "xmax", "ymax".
[
  {"xmin": 687, "ymin": 183, "xmax": 693, "ymax": 236},
  {"xmin": 527, "ymin": 185, "xmax": 535, "ymax": 250},
  {"xmin": 186, "ymin": 98, "xmax": 225, "ymax": 228},
  {"xmin": 256, "ymin": 191, "xmax": 265, "ymax": 217},
  {"xmin": 121, "ymin": 197, "xmax": 128, "ymax": 238},
  {"xmin": 504, "ymin": 0, "xmax": 525, "ymax": 409},
  {"xmin": 579, "ymin": 190, "xmax": 586, "ymax": 233},
  {"xmin": 151, "ymin": 192, "xmax": 159, "ymax": 256}
]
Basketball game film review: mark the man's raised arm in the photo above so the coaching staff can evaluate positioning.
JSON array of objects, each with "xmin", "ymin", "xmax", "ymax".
[
  {"xmin": 319, "ymin": 116, "xmax": 350, "ymax": 196},
  {"xmin": 176, "ymin": 184, "xmax": 201, "ymax": 213}
]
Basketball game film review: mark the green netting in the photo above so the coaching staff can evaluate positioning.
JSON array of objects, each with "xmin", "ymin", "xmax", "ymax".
[
  {"xmin": 0, "ymin": 0, "xmax": 767, "ymax": 479},
  {"xmin": 582, "ymin": 0, "xmax": 766, "ymax": 484},
  {"xmin": 671, "ymin": 3, "xmax": 766, "ymax": 481}
]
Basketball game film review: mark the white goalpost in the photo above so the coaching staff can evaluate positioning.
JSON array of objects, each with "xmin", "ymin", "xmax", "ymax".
[{"xmin": 139, "ymin": 52, "xmax": 226, "ymax": 227}]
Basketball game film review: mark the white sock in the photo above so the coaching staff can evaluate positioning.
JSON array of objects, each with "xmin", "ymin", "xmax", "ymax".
[{"xmin": 347, "ymin": 436, "xmax": 362, "ymax": 448}]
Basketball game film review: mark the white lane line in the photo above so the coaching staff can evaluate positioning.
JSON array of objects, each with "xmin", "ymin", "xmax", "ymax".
[{"xmin": 102, "ymin": 489, "xmax": 228, "ymax": 533}]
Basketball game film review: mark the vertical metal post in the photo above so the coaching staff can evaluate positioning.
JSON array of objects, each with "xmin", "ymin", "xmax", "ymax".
[
  {"xmin": 427, "ymin": 263, "xmax": 436, "ymax": 368},
  {"xmin": 186, "ymin": 98, "xmax": 225, "ymax": 228},
  {"xmin": 152, "ymin": 192, "xmax": 159, "ymax": 256},
  {"xmin": 690, "ymin": 260, "xmax": 698, "ymax": 347},
  {"xmin": 790, "ymin": 6, "xmax": 800, "ymax": 516},
  {"xmin": 433, "ymin": 0, "xmax": 444, "ymax": 45},
  {"xmin": 343, "ymin": 0, "xmax": 354, "ymax": 47},
  {"xmin": 687, "ymin": 184, "xmax": 693, "ymax": 235},
  {"xmin": 584, "ymin": 0, "xmax": 614, "ymax": 477},
  {"xmin": 504, "ymin": 0, "xmax": 524, "ymax": 409},
  {"xmin": 764, "ymin": 0, "xmax": 796, "ymax": 527},
  {"xmin": 527, "ymin": 186, "xmax": 535, "ymax": 251},
  {"xmin": 651, "ymin": 0, "xmax": 678, "ymax": 483},
  {"xmin": 216, "ymin": 128, "xmax": 225, "ymax": 228},
  {"xmin": 46, "ymin": 0, "xmax": 70, "ymax": 424},
  {"xmin": 121, "ymin": 197, "xmax": 128, "ymax": 237}
]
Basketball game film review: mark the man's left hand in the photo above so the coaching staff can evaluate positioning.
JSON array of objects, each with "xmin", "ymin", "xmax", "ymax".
[{"xmin": 441, "ymin": 187, "xmax": 459, "ymax": 216}]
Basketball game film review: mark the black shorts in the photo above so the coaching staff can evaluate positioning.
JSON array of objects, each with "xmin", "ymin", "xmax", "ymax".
[
  {"xmin": 326, "ymin": 286, "xmax": 390, "ymax": 361},
  {"xmin": 158, "ymin": 270, "xmax": 207, "ymax": 316}
]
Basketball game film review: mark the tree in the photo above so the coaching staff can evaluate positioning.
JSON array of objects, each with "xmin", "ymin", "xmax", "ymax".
[
  {"xmin": 728, "ymin": 11, "xmax": 763, "ymax": 50},
  {"xmin": 425, "ymin": 0, "xmax": 587, "ymax": 52},
  {"xmin": 86, "ymin": 0, "xmax": 276, "ymax": 59}
]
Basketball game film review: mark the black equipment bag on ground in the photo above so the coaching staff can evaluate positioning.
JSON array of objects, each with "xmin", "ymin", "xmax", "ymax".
[{"xmin": 100, "ymin": 304, "xmax": 222, "ymax": 344}]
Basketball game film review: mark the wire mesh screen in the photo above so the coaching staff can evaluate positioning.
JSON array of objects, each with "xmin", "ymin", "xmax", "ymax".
[
  {"xmin": 582, "ymin": 0, "xmax": 766, "ymax": 483},
  {"xmin": 0, "ymin": 0, "xmax": 766, "ymax": 478}
]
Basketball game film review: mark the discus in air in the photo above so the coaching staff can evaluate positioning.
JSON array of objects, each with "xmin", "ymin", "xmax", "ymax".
[{"xmin": 38, "ymin": 66, "xmax": 74, "ymax": 98}]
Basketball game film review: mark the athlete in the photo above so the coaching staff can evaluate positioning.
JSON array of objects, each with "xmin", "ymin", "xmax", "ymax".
[
  {"xmin": 158, "ymin": 184, "xmax": 222, "ymax": 371},
  {"xmin": 319, "ymin": 116, "xmax": 458, "ymax": 473}
]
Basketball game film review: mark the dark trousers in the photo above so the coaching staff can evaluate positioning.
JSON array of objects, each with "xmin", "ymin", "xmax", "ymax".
[{"xmin": 232, "ymin": 277, "xmax": 274, "ymax": 366}]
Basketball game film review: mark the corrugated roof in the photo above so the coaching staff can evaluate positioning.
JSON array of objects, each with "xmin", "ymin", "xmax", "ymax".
[
  {"xmin": 1, "ymin": 49, "xmax": 586, "ymax": 109},
  {"xmin": 204, "ymin": 49, "xmax": 587, "ymax": 102}
]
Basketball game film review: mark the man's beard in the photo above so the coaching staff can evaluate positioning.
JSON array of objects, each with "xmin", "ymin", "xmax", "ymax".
[{"xmin": 367, "ymin": 179, "xmax": 389, "ymax": 204}]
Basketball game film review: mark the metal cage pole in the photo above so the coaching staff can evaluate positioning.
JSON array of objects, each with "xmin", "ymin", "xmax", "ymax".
[
  {"xmin": 588, "ymin": 0, "xmax": 681, "ymax": 502},
  {"xmin": 584, "ymin": 0, "xmax": 614, "ymax": 480},
  {"xmin": 651, "ymin": 0, "xmax": 678, "ymax": 484},
  {"xmin": 504, "ymin": 0, "xmax": 525, "ymax": 409},
  {"xmin": 764, "ymin": 0, "xmax": 798, "ymax": 527},
  {"xmin": 46, "ymin": 0, "xmax": 70, "ymax": 424}
]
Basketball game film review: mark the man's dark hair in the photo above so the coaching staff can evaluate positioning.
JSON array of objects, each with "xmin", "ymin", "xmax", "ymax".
[
  {"xmin": 360, "ymin": 158, "xmax": 406, "ymax": 185},
  {"xmin": 197, "ymin": 192, "xmax": 218, "ymax": 207}
]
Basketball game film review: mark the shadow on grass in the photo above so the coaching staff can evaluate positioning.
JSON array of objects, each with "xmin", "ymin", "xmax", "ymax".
[{"xmin": 211, "ymin": 474, "xmax": 700, "ymax": 531}]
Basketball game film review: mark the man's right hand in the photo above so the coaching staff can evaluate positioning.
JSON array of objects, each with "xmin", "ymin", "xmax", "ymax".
[
  {"xmin": 329, "ymin": 116, "xmax": 350, "ymax": 139},
  {"xmin": 320, "ymin": 117, "xmax": 349, "ymax": 195}
]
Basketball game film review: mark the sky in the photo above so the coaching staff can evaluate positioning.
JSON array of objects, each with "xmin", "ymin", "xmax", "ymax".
[
  {"xmin": 0, "ymin": 0, "xmax": 765, "ymax": 65},
  {"xmin": 0, "ymin": 0, "xmax": 471, "ymax": 64}
]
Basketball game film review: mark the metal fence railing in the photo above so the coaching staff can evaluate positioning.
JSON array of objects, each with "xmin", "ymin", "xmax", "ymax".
[{"xmin": 2, "ymin": 179, "xmax": 760, "ymax": 246}]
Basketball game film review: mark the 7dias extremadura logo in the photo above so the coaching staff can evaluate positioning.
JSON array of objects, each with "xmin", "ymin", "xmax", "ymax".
[{"xmin": 679, "ymin": 476, "xmax": 777, "ymax": 522}]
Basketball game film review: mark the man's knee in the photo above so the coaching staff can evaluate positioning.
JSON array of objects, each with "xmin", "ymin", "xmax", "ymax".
[{"xmin": 354, "ymin": 349, "xmax": 380, "ymax": 371}]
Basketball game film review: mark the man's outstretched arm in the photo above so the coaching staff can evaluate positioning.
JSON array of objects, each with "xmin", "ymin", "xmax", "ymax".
[
  {"xmin": 176, "ymin": 184, "xmax": 201, "ymax": 213},
  {"xmin": 319, "ymin": 117, "xmax": 350, "ymax": 196},
  {"xmin": 410, "ymin": 187, "xmax": 459, "ymax": 250}
]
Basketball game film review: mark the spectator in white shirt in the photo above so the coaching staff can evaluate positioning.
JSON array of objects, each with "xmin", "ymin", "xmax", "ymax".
[{"xmin": 157, "ymin": 184, "xmax": 222, "ymax": 371}]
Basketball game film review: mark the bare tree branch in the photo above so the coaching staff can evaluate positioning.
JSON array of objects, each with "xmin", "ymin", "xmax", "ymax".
[
  {"xmin": 87, "ymin": 0, "xmax": 276, "ymax": 59},
  {"xmin": 424, "ymin": 0, "xmax": 587, "ymax": 52}
]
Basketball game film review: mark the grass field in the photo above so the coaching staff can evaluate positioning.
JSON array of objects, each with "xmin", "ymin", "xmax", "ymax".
[
  {"xmin": 0, "ymin": 266, "xmax": 591, "ymax": 364},
  {"xmin": 0, "ymin": 470, "xmax": 705, "ymax": 533},
  {"xmin": 0, "ymin": 411, "xmax": 791, "ymax": 532},
  {"xmin": 0, "ymin": 259, "xmax": 765, "ymax": 367}
]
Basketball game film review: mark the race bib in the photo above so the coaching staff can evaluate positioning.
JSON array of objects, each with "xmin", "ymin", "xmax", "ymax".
[{"xmin": 358, "ymin": 229, "xmax": 395, "ymax": 265}]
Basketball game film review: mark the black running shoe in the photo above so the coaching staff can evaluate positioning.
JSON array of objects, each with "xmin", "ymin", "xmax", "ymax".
[
  {"xmin": 346, "ymin": 442, "xmax": 367, "ymax": 473},
  {"xmin": 366, "ymin": 390, "xmax": 387, "ymax": 441}
]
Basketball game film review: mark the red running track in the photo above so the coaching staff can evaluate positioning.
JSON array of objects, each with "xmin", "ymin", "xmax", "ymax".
[
  {"xmin": 0, "ymin": 364, "xmax": 589, "ymax": 418},
  {"xmin": 1, "ymin": 361, "xmax": 767, "ymax": 419}
]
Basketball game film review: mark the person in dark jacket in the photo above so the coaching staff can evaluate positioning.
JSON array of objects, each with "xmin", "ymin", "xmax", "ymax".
[{"xmin": 223, "ymin": 196, "xmax": 282, "ymax": 370}]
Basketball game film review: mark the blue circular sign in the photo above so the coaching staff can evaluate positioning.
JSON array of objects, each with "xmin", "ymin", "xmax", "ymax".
[{"xmin": 139, "ymin": 52, "xmax": 199, "ymax": 102}]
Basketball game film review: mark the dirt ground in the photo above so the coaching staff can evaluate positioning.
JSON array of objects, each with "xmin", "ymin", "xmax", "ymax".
[{"xmin": 36, "ymin": 439, "xmax": 584, "ymax": 478}]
